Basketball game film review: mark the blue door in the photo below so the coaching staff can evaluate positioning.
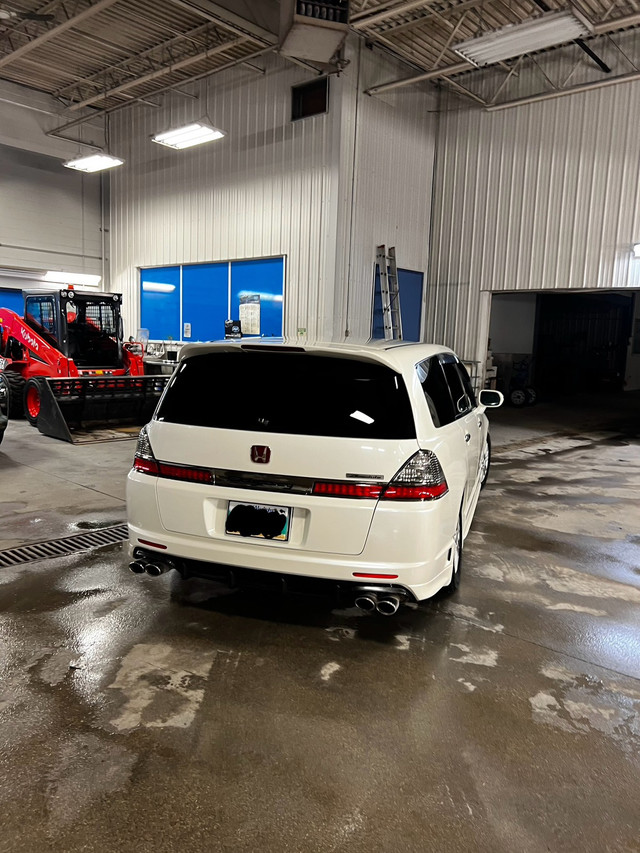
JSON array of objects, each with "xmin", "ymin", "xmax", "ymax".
[
  {"xmin": 140, "ymin": 267, "xmax": 181, "ymax": 340},
  {"xmin": 230, "ymin": 258, "xmax": 284, "ymax": 338},
  {"xmin": 372, "ymin": 268, "xmax": 424, "ymax": 342},
  {"xmin": 182, "ymin": 263, "xmax": 228, "ymax": 342}
]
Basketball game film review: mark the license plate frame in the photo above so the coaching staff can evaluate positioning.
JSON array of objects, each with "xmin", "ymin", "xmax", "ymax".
[{"xmin": 225, "ymin": 501, "xmax": 291, "ymax": 542}]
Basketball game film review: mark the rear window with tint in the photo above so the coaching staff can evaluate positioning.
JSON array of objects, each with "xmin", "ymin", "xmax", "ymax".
[{"xmin": 156, "ymin": 351, "xmax": 416, "ymax": 439}]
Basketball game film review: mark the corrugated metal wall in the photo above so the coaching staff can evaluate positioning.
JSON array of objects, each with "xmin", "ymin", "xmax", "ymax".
[
  {"xmin": 0, "ymin": 144, "xmax": 104, "ymax": 276},
  {"xmin": 334, "ymin": 42, "xmax": 437, "ymax": 339},
  {"xmin": 427, "ymin": 80, "xmax": 640, "ymax": 363},
  {"xmin": 110, "ymin": 55, "xmax": 338, "ymax": 340},
  {"xmin": 109, "ymin": 44, "xmax": 438, "ymax": 342}
]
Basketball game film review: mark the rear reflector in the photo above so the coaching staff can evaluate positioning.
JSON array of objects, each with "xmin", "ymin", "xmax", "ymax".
[
  {"xmin": 138, "ymin": 538, "xmax": 167, "ymax": 550},
  {"xmin": 353, "ymin": 572, "xmax": 399, "ymax": 579},
  {"xmin": 313, "ymin": 482, "xmax": 383, "ymax": 499}
]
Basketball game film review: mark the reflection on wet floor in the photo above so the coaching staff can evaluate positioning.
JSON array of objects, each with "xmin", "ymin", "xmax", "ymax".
[{"xmin": 0, "ymin": 396, "xmax": 639, "ymax": 852}]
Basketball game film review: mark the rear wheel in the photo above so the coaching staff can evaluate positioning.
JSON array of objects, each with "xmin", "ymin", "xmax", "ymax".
[
  {"xmin": 24, "ymin": 378, "xmax": 45, "ymax": 427},
  {"xmin": 525, "ymin": 386, "xmax": 537, "ymax": 406},
  {"xmin": 3, "ymin": 371, "xmax": 26, "ymax": 418},
  {"xmin": 479, "ymin": 435, "xmax": 491, "ymax": 489},
  {"xmin": 443, "ymin": 515, "xmax": 462, "ymax": 595}
]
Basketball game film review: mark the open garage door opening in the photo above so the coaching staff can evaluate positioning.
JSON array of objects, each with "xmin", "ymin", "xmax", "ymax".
[{"xmin": 489, "ymin": 291, "xmax": 640, "ymax": 403}]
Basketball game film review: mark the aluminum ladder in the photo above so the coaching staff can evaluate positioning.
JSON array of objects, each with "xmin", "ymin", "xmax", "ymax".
[{"xmin": 376, "ymin": 245, "xmax": 403, "ymax": 341}]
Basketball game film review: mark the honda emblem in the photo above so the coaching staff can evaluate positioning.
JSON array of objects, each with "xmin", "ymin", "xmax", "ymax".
[{"xmin": 251, "ymin": 445, "xmax": 271, "ymax": 464}]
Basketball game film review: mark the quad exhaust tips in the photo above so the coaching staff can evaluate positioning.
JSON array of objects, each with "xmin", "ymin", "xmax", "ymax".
[
  {"xmin": 129, "ymin": 556, "xmax": 173, "ymax": 577},
  {"xmin": 354, "ymin": 590, "xmax": 403, "ymax": 616}
]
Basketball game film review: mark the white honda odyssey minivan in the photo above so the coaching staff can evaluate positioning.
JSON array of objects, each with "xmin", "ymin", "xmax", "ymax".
[{"xmin": 127, "ymin": 341, "xmax": 502, "ymax": 615}]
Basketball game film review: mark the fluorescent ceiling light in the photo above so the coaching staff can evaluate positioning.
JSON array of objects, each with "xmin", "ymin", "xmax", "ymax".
[
  {"xmin": 152, "ymin": 122, "xmax": 226, "ymax": 150},
  {"xmin": 63, "ymin": 153, "xmax": 124, "ymax": 172},
  {"xmin": 44, "ymin": 271, "xmax": 102, "ymax": 287},
  {"xmin": 453, "ymin": 10, "xmax": 592, "ymax": 67}
]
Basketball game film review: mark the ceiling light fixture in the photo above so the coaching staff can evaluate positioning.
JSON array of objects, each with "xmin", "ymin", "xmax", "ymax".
[
  {"xmin": 151, "ymin": 122, "xmax": 226, "ymax": 150},
  {"xmin": 453, "ymin": 9, "xmax": 593, "ymax": 67},
  {"xmin": 633, "ymin": 244, "xmax": 640, "ymax": 259},
  {"xmin": 44, "ymin": 271, "xmax": 102, "ymax": 287},
  {"xmin": 63, "ymin": 153, "xmax": 124, "ymax": 173}
]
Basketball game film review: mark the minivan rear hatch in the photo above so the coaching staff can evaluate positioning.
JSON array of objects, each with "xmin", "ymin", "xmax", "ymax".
[{"xmin": 147, "ymin": 349, "xmax": 418, "ymax": 555}]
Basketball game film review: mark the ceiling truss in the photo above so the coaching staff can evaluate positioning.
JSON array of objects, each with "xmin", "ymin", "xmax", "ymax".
[{"xmin": 0, "ymin": 0, "xmax": 639, "ymax": 135}]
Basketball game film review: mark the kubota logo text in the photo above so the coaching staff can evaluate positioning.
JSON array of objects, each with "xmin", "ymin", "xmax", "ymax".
[{"xmin": 21, "ymin": 327, "xmax": 39, "ymax": 351}]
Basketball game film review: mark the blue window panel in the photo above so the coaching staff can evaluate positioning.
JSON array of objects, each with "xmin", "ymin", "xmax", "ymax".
[
  {"xmin": 182, "ymin": 263, "xmax": 228, "ymax": 342},
  {"xmin": 140, "ymin": 267, "xmax": 180, "ymax": 340},
  {"xmin": 0, "ymin": 289, "xmax": 24, "ymax": 317},
  {"xmin": 230, "ymin": 258, "xmax": 284, "ymax": 338},
  {"xmin": 371, "ymin": 268, "xmax": 424, "ymax": 342}
]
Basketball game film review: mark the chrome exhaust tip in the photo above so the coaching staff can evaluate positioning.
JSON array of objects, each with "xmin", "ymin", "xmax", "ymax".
[
  {"xmin": 354, "ymin": 593, "xmax": 378, "ymax": 613},
  {"xmin": 129, "ymin": 560, "xmax": 147, "ymax": 575},
  {"xmin": 376, "ymin": 595, "xmax": 401, "ymax": 616},
  {"xmin": 145, "ymin": 563, "xmax": 167, "ymax": 577}
]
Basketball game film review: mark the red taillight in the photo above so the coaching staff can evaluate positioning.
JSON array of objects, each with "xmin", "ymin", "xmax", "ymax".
[
  {"xmin": 382, "ymin": 482, "xmax": 448, "ymax": 501},
  {"xmin": 133, "ymin": 456, "xmax": 159, "ymax": 475},
  {"xmin": 133, "ymin": 455, "xmax": 213, "ymax": 485},
  {"xmin": 157, "ymin": 462, "xmax": 213, "ymax": 485},
  {"xmin": 313, "ymin": 482, "xmax": 383, "ymax": 499}
]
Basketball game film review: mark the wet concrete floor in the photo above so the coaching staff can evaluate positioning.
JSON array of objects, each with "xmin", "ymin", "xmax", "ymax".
[{"xmin": 0, "ymin": 397, "xmax": 639, "ymax": 852}]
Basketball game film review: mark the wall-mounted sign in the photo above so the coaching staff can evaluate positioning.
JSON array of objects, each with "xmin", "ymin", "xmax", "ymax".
[{"xmin": 239, "ymin": 293, "xmax": 260, "ymax": 335}]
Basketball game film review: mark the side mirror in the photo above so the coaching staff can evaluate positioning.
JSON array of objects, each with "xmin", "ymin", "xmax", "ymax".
[{"xmin": 479, "ymin": 389, "xmax": 504, "ymax": 408}]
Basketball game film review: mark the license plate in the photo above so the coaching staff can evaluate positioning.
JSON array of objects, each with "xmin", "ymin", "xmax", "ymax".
[{"xmin": 226, "ymin": 501, "xmax": 291, "ymax": 541}]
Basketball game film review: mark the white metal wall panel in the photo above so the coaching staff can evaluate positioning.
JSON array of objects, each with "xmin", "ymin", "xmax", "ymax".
[
  {"xmin": 428, "ymin": 81, "xmax": 640, "ymax": 363},
  {"xmin": 110, "ymin": 56, "xmax": 339, "ymax": 341},
  {"xmin": 110, "ymin": 43, "xmax": 438, "ymax": 342},
  {"xmin": 335, "ymin": 42, "xmax": 437, "ymax": 340},
  {"xmin": 0, "ymin": 144, "xmax": 103, "ymax": 276}
]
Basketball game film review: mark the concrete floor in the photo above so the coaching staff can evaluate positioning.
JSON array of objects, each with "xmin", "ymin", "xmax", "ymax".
[{"xmin": 0, "ymin": 398, "xmax": 639, "ymax": 853}]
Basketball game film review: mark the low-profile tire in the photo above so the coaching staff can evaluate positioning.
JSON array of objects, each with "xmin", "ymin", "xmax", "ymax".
[
  {"xmin": 24, "ymin": 377, "xmax": 46, "ymax": 427},
  {"xmin": 3, "ymin": 371, "xmax": 26, "ymax": 419},
  {"xmin": 479, "ymin": 434, "xmax": 491, "ymax": 490},
  {"xmin": 443, "ymin": 515, "xmax": 462, "ymax": 595}
]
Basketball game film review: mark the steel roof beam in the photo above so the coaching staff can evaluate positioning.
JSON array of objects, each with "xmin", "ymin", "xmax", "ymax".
[
  {"xmin": 0, "ymin": 0, "xmax": 120, "ymax": 71},
  {"xmin": 55, "ymin": 22, "xmax": 213, "ymax": 98},
  {"xmin": 365, "ymin": 9, "xmax": 640, "ymax": 96},
  {"xmin": 47, "ymin": 45, "xmax": 274, "ymax": 137},
  {"xmin": 67, "ymin": 35, "xmax": 247, "ymax": 111},
  {"xmin": 165, "ymin": 0, "xmax": 278, "ymax": 45}
]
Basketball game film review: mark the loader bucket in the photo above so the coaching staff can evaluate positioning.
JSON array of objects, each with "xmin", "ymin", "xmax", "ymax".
[{"xmin": 37, "ymin": 376, "xmax": 171, "ymax": 443}]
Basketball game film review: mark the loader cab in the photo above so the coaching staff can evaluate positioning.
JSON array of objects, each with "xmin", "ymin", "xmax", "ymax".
[{"xmin": 24, "ymin": 290, "xmax": 125, "ymax": 369}]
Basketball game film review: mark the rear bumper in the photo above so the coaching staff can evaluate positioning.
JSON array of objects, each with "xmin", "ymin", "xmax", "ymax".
[{"xmin": 127, "ymin": 473, "xmax": 456, "ymax": 601}]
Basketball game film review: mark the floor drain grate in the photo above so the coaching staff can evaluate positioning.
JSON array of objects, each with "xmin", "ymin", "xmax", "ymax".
[{"xmin": 0, "ymin": 524, "xmax": 129, "ymax": 569}]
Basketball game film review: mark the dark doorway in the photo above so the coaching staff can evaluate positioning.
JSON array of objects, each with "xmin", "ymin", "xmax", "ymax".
[{"xmin": 535, "ymin": 293, "xmax": 633, "ymax": 396}]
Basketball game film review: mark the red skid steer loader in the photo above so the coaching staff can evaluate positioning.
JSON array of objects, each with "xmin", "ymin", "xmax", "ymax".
[{"xmin": 0, "ymin": 289, "xmax": 170, "ymax": 443}]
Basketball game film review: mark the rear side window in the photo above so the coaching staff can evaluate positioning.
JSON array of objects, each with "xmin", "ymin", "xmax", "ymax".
[
  {"xmin": 441, "ymin": 354, "xmax": 472, "ymax": 416},
  {"xmin": 156, "ymin": 351, "xmax": 416, "ymax": 439},
  {"xmin": 417, "ymin": 357, "xmax": 455, "ymax": 427}
]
